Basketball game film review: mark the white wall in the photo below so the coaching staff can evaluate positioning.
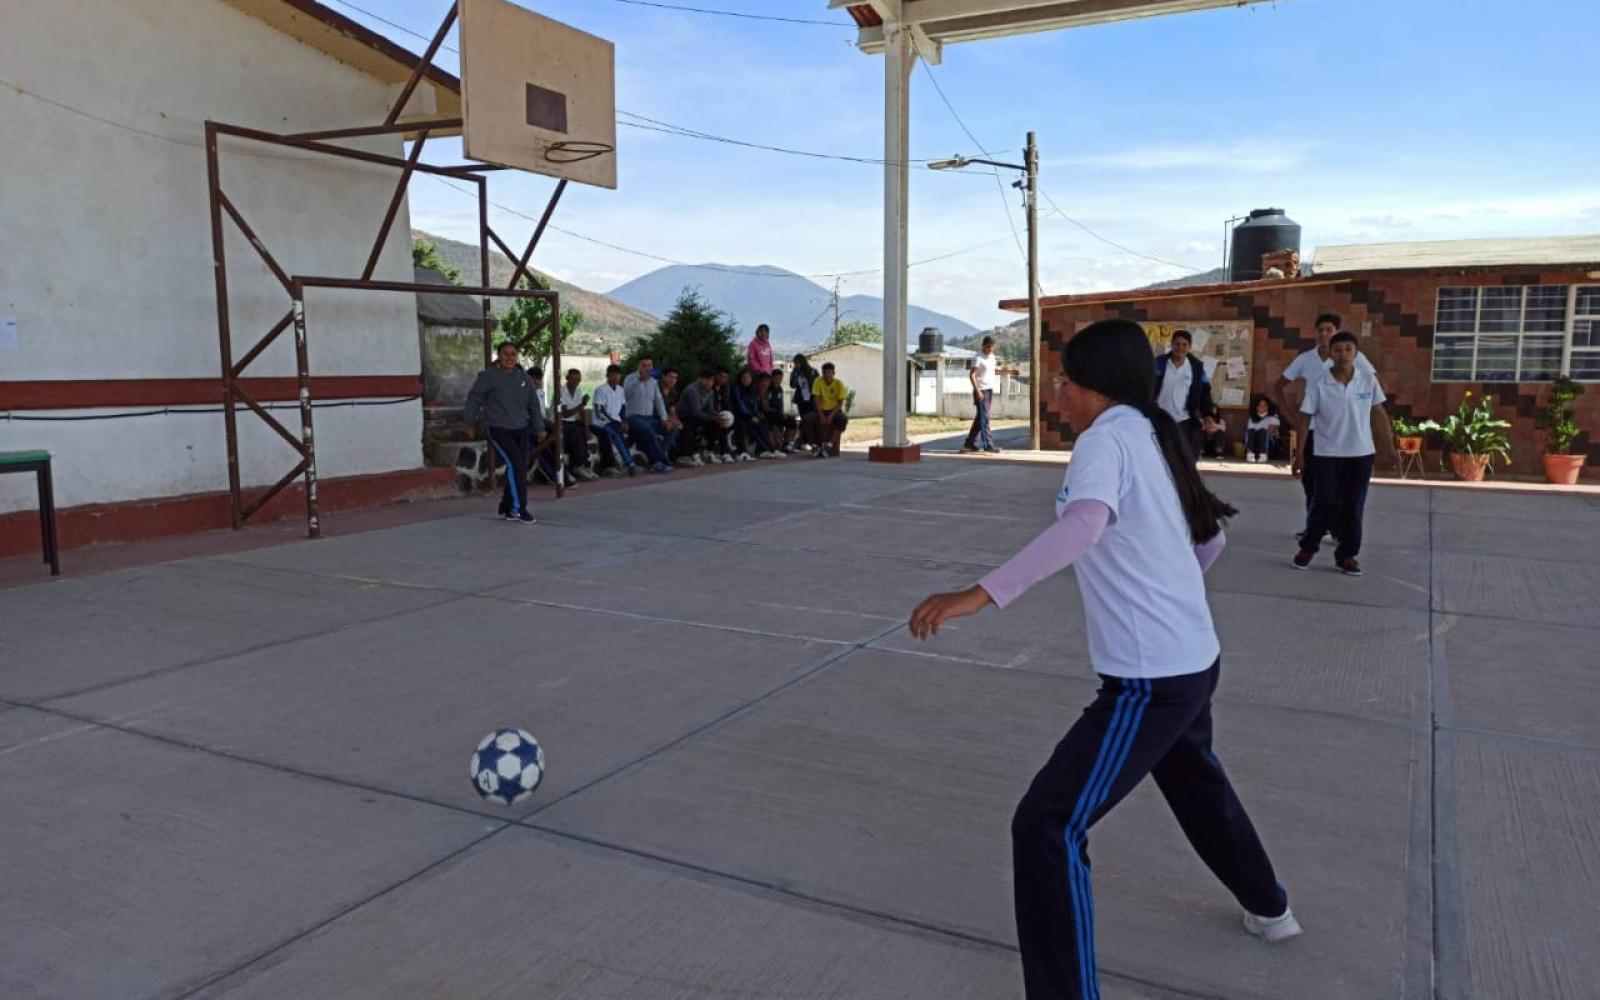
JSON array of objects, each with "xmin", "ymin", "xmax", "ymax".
[
  {"xmin": 0, "ymin": 0, "xmax": 423, "ymax": 513},
  {"xmin": 808, "ymin": 344, "xmax": 890, "ymax": 417}
]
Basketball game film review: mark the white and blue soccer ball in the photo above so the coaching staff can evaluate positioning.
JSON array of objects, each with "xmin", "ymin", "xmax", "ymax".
[{"xmin": 470, "ymin": 728, "xmax": 545, "ymax": 805}]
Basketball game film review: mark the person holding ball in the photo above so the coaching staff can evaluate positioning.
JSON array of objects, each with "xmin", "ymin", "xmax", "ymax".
[{"xmin": 909, "ymin": 319, "xmax": 1298, "ymax": 1000}]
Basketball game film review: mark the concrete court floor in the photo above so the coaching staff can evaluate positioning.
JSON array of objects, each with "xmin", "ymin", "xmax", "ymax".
[{"xmin": 3, "ymin": 435, "xmax": 1598, "ymax": 1000}]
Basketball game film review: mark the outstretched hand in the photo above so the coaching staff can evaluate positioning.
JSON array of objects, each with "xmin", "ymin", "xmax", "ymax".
[{"xmin": 908, "ymin": 586, "xmax": 993, "ymax": 640}]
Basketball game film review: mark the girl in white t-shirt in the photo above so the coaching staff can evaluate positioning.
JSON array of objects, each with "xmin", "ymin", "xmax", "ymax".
[
  {"xmin": 909, "ymin": 319, "xmax": 1299, "ymax": 1000},
  {"xmin": 1246, "ymin": 395, "xmax": 1281, "ymax": 463}
]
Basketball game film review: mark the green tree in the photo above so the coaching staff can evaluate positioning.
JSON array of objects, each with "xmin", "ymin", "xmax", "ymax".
[
  {"xmin": 501, "ymin": 273, "xmax": 584, "ymax": 365},
  {"xmin": 621, "ymin": 288, "xmax": 742, "ymax": 382},
  {"xmin": 411, "ymin": 237, "xmax": 461, "ymax": 284},
  {"xmin": 824, "ymin": 320, "xmax": 883, "ymax": 349}
]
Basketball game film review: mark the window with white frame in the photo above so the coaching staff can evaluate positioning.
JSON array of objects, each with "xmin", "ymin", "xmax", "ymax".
[
  {"xmin": 1573, "ymin": 285, "xmax": 1600, "ymax": 381},
  {"xmin": 1431, "ymin": 284, "xmax": 1596, "ymax": 382}
]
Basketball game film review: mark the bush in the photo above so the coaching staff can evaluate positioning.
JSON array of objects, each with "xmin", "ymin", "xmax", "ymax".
[{"xmin": 621, "ymin": 288, "xmax": 742, "ymax": 383}]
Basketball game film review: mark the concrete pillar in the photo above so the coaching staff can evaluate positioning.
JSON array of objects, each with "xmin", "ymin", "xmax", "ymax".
[{"xmin": 871, "ymin": 22, "xmax": 919, "ymax": 463}]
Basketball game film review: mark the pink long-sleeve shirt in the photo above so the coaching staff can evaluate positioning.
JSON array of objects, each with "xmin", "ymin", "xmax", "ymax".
[
  {"xmin": 746, "ymin": 336, "xmax": 773, "ymax": 374},
  {"xmin": 978, "ymin": 499, "xmax": 1226, "ymax": 609}
]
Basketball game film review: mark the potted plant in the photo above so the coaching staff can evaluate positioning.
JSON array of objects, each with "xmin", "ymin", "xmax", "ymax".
[
  {"xmin": 1391, "ymin": 415, "xmax": 1425, "ymax": 456},
  {"xmin": 1419, "ymin": 391, "xmax": 1511, "ymax": 482},
  {"xmin": 1535, "ymin": 377, "xmax": 1587, "ymax": 485}
]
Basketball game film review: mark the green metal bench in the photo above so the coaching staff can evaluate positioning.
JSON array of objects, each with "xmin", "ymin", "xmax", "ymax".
[{"xmin": 0, "ymin": 450, "xmax": 60, "ymax": 575}]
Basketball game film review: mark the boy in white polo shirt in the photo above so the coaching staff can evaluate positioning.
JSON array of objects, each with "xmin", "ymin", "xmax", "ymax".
[
  {"xmin": 1275, "ymin": 312, "xmax": 1376, "ymax": 514},
  {"xmin": 1293, "ymin": 332, "xmax": 1396, "ymax": 576}
]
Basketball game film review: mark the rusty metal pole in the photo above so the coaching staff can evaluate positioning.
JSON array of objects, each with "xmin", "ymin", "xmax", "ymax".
[
  {"xmin": 290, "ymin": 281, "xmax": 321, "ymax": 538},
  {"xmin": 205, "ymin": 122, "xmax": 244, "ymax": 528},
  {"xmin": 477, "ymin": 177, "xmax": 492, "ymax": 369},
  {"xmin": 551, "ymin": 296, "xmax": 563, "ymax": 500}
]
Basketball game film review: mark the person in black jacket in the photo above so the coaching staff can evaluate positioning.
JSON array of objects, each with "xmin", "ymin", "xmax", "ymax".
[
  {"xmin": 462, "ymin": 342, "xmax": 545, "ymax": 524},
  {"xmin": 790, "ymin": 354, "xmax": 818, "ymax": 449},
  {"xmin": 1152, "ymin": 330, "xmax": 1216, "ymax": 461}
]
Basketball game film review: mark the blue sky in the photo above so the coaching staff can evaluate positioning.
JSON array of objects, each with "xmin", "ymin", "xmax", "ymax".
[{"xmin": 350, "ymin": 0, "xmax": 1600, "ymax": 329}]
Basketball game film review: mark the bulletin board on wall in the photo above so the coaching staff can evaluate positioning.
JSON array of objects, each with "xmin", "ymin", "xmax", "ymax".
[{"xmin": 1139, "ymin": 321, "xmax": 1254, "ymax": 410}]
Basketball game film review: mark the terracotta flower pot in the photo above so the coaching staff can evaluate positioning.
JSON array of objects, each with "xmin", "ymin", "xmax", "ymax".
[
  {"xmin": 1449, "ymin": 452, "xmax": 1491, "ymax": 482},
  {"xmin": 1543, "ymin": 453, "xmax": 1586, "ymax": 486},
  {"xmin": 1397, "ymin": 436, "xmax": 1423, "ymax": 455}
]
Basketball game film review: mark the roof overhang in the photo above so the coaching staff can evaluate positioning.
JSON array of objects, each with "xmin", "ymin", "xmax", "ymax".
[
  {"xmin": 832, "ymin": 0, "xmax": 1272, "ymax": 51},
  {"xmin": 222, "ymin": 0, "xmax": 463, "ymax": 133}
]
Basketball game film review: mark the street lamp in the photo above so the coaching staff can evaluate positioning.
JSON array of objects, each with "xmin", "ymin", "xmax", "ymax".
[{"xmin": 928, "ymin": 132, "xmax": 1041, "ymax": 450}]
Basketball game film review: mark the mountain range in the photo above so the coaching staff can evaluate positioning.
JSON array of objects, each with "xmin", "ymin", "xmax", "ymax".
[
  {"xmin": 412, "ymin": 230, "xmax": 659, "ymax": 353},
  {"xmin": 605, "ymin": 264, "xmax": 981, "ymax": 353}
]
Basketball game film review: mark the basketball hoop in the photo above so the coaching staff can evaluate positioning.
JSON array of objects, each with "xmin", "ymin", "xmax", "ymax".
[
  {"xmin": 545, "ymin": 140, "xmax": 614, "ymax": 164},
  {"xmin": 458, "ymin": 0, "xmax": 618, "ymax": 189}
]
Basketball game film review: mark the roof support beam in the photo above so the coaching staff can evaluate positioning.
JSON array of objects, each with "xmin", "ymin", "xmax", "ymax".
[{"xmin": 848, "ymin": 0, "xmax": 1267, "ymax": 50}]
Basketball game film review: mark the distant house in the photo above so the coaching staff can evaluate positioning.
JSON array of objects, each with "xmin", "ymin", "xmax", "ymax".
[
  {"xmin": 806, "ymin": 342, "xmax": 910, "ymax": 417},
  {"xmin": 805, "ymin": 340, "xmax": 1024, "ymax": 419},
  {"xmin": 1004, "ymin": 234, "xmax": 1600, "ymax": 477}
]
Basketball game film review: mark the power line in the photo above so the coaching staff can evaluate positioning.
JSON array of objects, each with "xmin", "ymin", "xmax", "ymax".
[
  {"xmin": 424, "ymin": 173, "xmax": 1018, "ymax": 280},
  {"xmin": 602, "ymin": 0, "xmax": 854, "ymax": 26},
  {"xmin": 617, "ymin": 112, "xmax": 946, "ymax": 167},
  {"xmin": 915, "ymin": 61, "xmax": 1031, "ymax": 279},
  {"xmin": 1038, "ymin": 189, "xmax": 1201, "ymax": 273},
  {"xmin": 3, "ymin": 70, "xmax": 1013, "ymax": 285},
  {"xmin": 324, "ymin": 0, "xmax": 462, "ymax": 52}
]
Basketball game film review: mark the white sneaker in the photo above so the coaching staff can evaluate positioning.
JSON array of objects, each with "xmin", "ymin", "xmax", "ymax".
[
  {"xmin": 770, "ymin": 450, "xmax": 787, "ymax": 460},
  {"xmin": 1242, "ymin": 907, "xmax": 1302, "ymax": 943},
  {"xmin": 737, "ymin": 452, "xmax": 754, "ymax": 463},
  {"xmin": 718, "ymin": 454, "xmax": 734, "ymax": 464},
  {"xmin": 677, "ymin": 455, "xmax": 703, "ymax": 468}
]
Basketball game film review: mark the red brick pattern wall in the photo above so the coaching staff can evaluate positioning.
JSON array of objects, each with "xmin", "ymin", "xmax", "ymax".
[{"xmin": 1038, "ymin": 267, "xmax": 1600, "ymax": 478}]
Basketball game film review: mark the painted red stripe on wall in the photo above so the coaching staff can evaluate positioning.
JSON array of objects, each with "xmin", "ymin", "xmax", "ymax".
[{"xmin": 1, "ymin": 376, "xmax": 423, "ymax": 410}]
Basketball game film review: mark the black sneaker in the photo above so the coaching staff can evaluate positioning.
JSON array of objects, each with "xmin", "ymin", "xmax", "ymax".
[
  {"xmin": 626, "ymin": 464, "xmax": 639, "ymax": 477},
  {"xmin": 1338, "ymin": 558, "xmax": 1363, "ymax": 577},
  {"xmin": 984, "ymin": 446, "xmax": 1003, "ymax": 454},
  {"xmin": 1292, "ymin": 549, "xmax": 1314, "ymax": 570},
  {"xmin": 515, "ymin": 511, "xmax": 536, "ymax": 525},
  {"xmin": 960, "ymin": 445, "xmax": 980, "ymax": 454}
]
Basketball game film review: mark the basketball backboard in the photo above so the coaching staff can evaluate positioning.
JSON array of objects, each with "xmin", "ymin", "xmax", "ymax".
[{"xmin": 458, "ymin": 0, "xmax": 617, "ymax": 189}]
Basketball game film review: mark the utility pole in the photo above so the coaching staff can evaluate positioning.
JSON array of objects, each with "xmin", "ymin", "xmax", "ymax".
[
  {"xmin": 928, "ymin": 133, "xmax": 1040, "ymax": 449},
  {"xmin": 1026, "ymin": 131, "xmax": 1041, "ymax": 452},
  {"xmin": 831, "ymin": 277, "xmax": 842, "ymax": 343}
]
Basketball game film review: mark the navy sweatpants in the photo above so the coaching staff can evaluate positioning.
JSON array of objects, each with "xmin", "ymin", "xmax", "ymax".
[
  {"xmin": 487, "ymin": 425, "xmax": 529, "ymax": 516},
  {"xmin": 1301, "ymin": 454, "xmax": 1374, "ymax": 561},
  {"xmin": 1011, "ymin": 661, "xmax": 1286, "ymax": 1000}
]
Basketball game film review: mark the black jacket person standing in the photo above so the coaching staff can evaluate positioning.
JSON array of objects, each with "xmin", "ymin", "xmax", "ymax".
[
  {"xmin": 464, "ymin": 342, "xmax": 546, "ymax": 524},
  {"xmin": 1152, "ymin": 329, "xmax": 1216, "ymax": 461}
]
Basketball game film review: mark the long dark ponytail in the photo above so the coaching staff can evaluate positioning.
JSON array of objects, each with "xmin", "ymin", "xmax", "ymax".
[{"xmin": 1064, "ymin": 319, "xmax": 1237, "ymax": 543}]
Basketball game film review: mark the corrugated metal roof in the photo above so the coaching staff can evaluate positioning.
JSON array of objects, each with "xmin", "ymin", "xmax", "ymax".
[{"xmin": 1315, "ymin": 235, "xmax": 1600, "ymax": 274}]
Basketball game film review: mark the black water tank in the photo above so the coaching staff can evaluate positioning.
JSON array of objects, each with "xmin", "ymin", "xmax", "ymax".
[
  {"xmin": 1229, "ymin": 208, "xmax": 1301, "ymax": 282},
  {"xmin": 917, "ymin": 328, "xmax": 944, "ymax": 355}
]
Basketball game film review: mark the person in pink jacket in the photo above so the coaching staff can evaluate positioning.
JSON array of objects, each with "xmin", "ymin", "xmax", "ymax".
[{"xmin": 746, "ymin": 323, "xmax": 774, "ymax": 375}]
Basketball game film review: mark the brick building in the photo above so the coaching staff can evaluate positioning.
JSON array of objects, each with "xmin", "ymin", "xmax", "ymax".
[{"xmin": 1001, "ymin": 235, "xmax": 1600, "ymax": 479}]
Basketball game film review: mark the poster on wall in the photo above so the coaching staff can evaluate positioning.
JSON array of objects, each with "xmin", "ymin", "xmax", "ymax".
[{"xmin": 1139, "ymin": 320, "xmax": 1253, "ymax": 410}]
